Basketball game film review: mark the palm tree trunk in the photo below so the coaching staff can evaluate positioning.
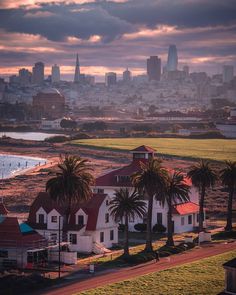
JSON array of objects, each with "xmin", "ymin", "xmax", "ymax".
[
  {"xmin": 199, "ymin": 186, "xmax": 205, "ymax": 232},
  {"xmin": 124, "ymin": 214, "xmax": 129, "ymax": 257},
  {"xmin": 225, "ymin": 188, "xmax": 234, "ymax": 231},
  {"xmin": 167, "ymin": 199, "xmax": 174, "ymax": 246},
  {"xmin": 145, "ymin": 194, "xmax": 154, "ymax": 252}
]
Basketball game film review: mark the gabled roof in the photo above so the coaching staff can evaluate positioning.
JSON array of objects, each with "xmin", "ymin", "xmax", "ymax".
[
  {"xmin": 28, "ymin": 192, "xmax": 107, "ymax": 231},
  {"xmin": 130, "ymin": 145, "xmax": 156, "ymax": 153},
  {"xmin": 0, "ymin": 203, "xmax": 8, "ymax": 216},
  {"xmin": 95, "ymin": 159, "xmax": 147, "ymax": 187},
  {"xmin": 0, "ymin": 216, "xmax": 47, "ymax": 248},
  {"xmin": 223, "ymin": 258, "xmax": 236, "ymax": 269},
  {"xmin": 172, "ymin": 202, "xmax": 199, "ymax": 215}
]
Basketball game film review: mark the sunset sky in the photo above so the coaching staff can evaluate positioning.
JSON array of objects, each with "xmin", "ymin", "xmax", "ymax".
[{"xmin": 0, "ymin": 0, "xmax": 235, "ymax": 81}]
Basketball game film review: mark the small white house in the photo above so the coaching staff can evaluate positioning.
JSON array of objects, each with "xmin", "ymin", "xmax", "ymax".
[
  {"xmin": 41, "ymin": 118, "xmax": 62, "ymax": 130},
  {"xmin": 28, "ymin": 192, "xmax": 118, "ymax": 254},
  {"xmin": 94, "ymin": 145, "xmax": 202, "ymax": 233}
]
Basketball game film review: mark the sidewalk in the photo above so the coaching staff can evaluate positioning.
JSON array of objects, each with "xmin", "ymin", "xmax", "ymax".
[{"xmin": 37, "ymin": 240, "xmax": 236, "ymax": 295}]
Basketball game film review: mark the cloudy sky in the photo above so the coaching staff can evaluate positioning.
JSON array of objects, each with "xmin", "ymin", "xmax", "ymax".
[{"xmin": 0, "ymin": 0, "xmax": 235, "ymax": 81}]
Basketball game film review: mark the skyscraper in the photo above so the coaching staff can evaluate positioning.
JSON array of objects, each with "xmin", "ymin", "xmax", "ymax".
[
  {"xmin": 51, "ymin": 64, "xmax": 60, "ymax": 83},
  {"xmin": 105, "ymin": 72, "xmax": 117, "ymax": 86},
  {"xmin": 32, "ymin": 62, "xmax": 44, "ymax": 84},
  {"xmin": 19, "ymin": 68, "xmax": 32, "ymax": 86},
  {"xmin": 147, "ymin": 56, "xmax": 161, "ymax": 81},
  {"xmin": 223, "ymin": 65, "xmax": 234, "ymax": 83},
  {"xmin": 167, "ymin": 45, "xmax": 178, "ymax": 71},
  {"xmin": 74, "ymin": 54, "xmax": 80, "ymax": 83},
  {"xmin": 123, "ymin": 68, "xmax": 132, "ymax": 82}
]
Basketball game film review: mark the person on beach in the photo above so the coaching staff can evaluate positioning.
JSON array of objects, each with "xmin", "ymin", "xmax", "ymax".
[{"xmin": 155, "ymin": 250, "xmax": 160, "ymax": 262}]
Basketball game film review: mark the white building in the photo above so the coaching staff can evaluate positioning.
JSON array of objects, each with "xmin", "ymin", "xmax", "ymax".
[
  {"xmin": 94, "ymin": 145, "xmax": 201, "ymax": 233},
  {"xmin": 41, "ymin": 118, "xmax": 62, "ymax": 130},
  {"xmin": 28, "ymin": 192, "xmax": 118, "ymax": 253},
  {"xmin": 51, "ymin": 64, "xmax": 60, "ymax": 83}
]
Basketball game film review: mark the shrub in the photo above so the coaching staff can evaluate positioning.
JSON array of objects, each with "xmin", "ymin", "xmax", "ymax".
[
  {"xmin": 134, "ymin": 223, "xmax": 147, "ymax": 232},
  {"xmin": 123, "ymin": 252, "xmax": 155, "ymax": 264},
  {"xmin": 118, "ymin": 224, "xmax": 125, "ymax": 232},
  {"xmin": 70, "ymin": 133, "xmax": 90, "ymax": 140},
  {"xmin": 45, "ymin": 135, "xmax": 69, "ymax": 143},
  {"xmin": 152, "ymin": 223, "xmax": 166, "ymax": 233}
]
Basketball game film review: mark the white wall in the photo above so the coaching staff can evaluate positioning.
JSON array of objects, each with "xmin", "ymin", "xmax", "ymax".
[{"xmin": 47, "ymin": 209, "xmax": 63, "ymax": 230}]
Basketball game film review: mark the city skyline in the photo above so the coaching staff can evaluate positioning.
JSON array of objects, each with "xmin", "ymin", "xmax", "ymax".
[{"xmin": 0, "ymin": 0, "xmax": 236, "ymax": 80}]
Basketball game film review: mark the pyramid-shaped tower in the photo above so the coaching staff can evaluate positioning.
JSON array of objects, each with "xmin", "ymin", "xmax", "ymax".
[{"xmin": 74, "ymin": 53, "xmax": 80, "ymax": 83}]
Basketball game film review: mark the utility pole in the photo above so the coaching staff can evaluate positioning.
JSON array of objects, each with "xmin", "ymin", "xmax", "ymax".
[{"xmin": 58, "ymin": 216, "xmax": 61, "ymax": 279}]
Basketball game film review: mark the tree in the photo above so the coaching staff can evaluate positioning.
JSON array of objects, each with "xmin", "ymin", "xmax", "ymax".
[
  {"xmin": 164, "ymin": 172, "xmax": 190, "ymax": 246},
  {"xmin": 187, "ymin": 160, "xmax": 217, "ymax": 232},
  {"xmin": 132, "ymin": 158, "xmax": 168, "ymax": 252},
  {"xmin": 60, "ymin": 118, "xmax": 77, "ymax": 130},
  {"xmin": 46, "ymin": 155, "xmax": 94, "ymax": 231},
  {"xmin": 109, "ymin": 188, "xmax": 146, "ymax": 257},
  {"xmin": 220, "ymin": 161, "xmax": 236, "ymax": 231}
]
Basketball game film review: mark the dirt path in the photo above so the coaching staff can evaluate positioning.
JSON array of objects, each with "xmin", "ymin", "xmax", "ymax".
[{"xmin": 37, "ymin": 241, "xmax": 236, "ymax": 295}]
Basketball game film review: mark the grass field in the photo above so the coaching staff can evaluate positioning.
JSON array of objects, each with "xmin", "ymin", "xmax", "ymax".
[
  {"xmin": 72, "ymin": 138, "xmax": 236, "ymax": 162},
  {"xmin": 80, "ymin": 250, "xmax": 236, "ymax": 295}
]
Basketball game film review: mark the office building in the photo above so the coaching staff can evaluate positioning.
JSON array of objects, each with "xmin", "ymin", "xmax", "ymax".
[
  {"xmin": 19, "ymin": 68, "xmax": 32, "ymax": 86},
  {"xmin": 51, "ymin": 64, "xmax": 60, "ymax": 83},
  {"xmin": 123, "ymin": 68, "xmax": 132, "ymax": 82},
  {"xmin": 105, "ymin": 72, "xmax": 117, "ymax": 86},
  {"xmin": 32, "ymin": 62, "xmax": 44, "ymax": 84},
  {"xmin": 147, "ymin": 56, "xmax": 161, "ymax": 81},
  {"xmin": 223, "ymin": 65, "xmax": 234, "ymax": 83},
  {"xmin": 167, "ymin": 45, "xmax": 178, "ymax": 71}
]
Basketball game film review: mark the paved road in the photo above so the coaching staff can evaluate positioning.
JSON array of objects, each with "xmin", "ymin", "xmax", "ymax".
[{"xmin": 38, "ymin": 241, "xmax": 236, "ymax": 295}]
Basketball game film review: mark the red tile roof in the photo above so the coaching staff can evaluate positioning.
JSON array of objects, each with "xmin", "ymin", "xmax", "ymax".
[
  {"xmin": 172, "ymin": 202, "xmax": 199, "ymax": 215},
  {"xmin": 0, "ymin": 217, "xmax": 47, "ymax": 248},
  {"xmin": 28, "ymin": 192, "xmax": 106, "ymax": 231},
  {"xmin": 0, "ymin": 203, "xmax": 8, "ymax": 215},
  {"xmin": 130, "ymin": 145, "xmax": 156, "ymax": 153}
]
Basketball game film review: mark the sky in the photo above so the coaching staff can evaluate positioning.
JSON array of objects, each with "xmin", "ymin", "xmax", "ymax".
[{"xmin": 0, "ymin": 0, "xmax": 235, "ymax": 81}]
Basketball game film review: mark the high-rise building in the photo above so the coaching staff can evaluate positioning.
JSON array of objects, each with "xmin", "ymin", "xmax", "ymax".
[
  {"xmin": 147, "ymin": 56, "xmax": 161, "ymax": 81},
  {"xmin": 51, "ymin": 64, "xmax": 60, "ymax": 83},
  {"xmin": 32, "ymin": 62, "xmax": 44, "ymax": 84},
  {"xmin": 223, "ymin": 65, "xmax": 234, "ymax": 83},
  {"xmin": 105, "ymin": 72, "xmax": 117, "ymax": 86},
  {"xmin": 74, "ymin": 54, "xmax": 80, "ymax": 83},
  {"xmin": 183, "ymin": 65, "xmax": 189, "ymax": 76},
  {"xmin": 19, "ymin": 68, "xmax": 32, "ymax": 86},
  {"xmin": 123, "ymin": 68, "xmax": 132, "ymax": 82},
  {"xmin": 167, "ymin": 45, "xmax": 178, "ymax": 71}
]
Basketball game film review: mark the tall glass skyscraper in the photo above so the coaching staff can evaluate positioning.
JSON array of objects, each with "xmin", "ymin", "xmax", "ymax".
[{"xmin": 167, "ymin": 45, "xmax": 178, "ymax": 71}]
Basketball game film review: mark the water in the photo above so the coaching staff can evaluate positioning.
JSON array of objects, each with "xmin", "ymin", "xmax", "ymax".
[
  {"xmin": 0, "ymin": 132, "xmax": 62, "ymax": 141},
  {"xmin": 0, "ymin": 154, "xmax": 46, "ymax": 179}
]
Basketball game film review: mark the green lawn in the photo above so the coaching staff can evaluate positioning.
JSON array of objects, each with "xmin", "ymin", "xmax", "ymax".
[
  {"xmin": 72, "ymin": 138, "xmax": 236, "ymax": 162},
  {"xmin": 79, "ymin": 250, "xmax": 236, "ymax": 295}
]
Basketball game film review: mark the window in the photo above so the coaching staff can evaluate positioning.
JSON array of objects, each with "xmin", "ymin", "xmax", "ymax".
[
  {"xmin": 100, "ymin": 232, "xmax": 104, "ymax": 243},
  {"xmin": 38, "ymin": 214, "xmax": 45, "ymax": 224},
  {"xmin": 129, "ymin": 216, "xmax": 134, "ymax": 223},
  {"xmin": 51, "ymin": 216, "xmax": 57, "ymax": 223},
  {"xmin": 157, "ymin": 213, "xmax": 163, "ymax": 225},
  {"xmin": 69, "ymin": 234, "xmax": 77, "ymax": 245},
  {"xmin": 98, "ymin": 188, "xmax": 104, "ymax": 194},
  {"xmin": 50, "ymin": 233, "xmax": 57, "ymax": 241},
  {"xmin": 105, "ymin": 213, "xmax": 109, "ymax": 223},
  {"xmin": 106, "ymin": 199, "xmax": 110, "ymax": 206},
  {"xmin": 78, "ymin": 215, "xmax": 84, "ymax": 226},
  {"xmin": 0, "ymin": 250, "xmax": 8, "ymax": 258},
  {"xmin": 197, "ymin": 214, "xmax": 199, "ymax": 223},
  {"xmin": 110, "ymin": 230, "xmax": 114, "ymax": 241},
  {"xmin": 117, "ymin": 175, "xmax": 130, "ymax": 183},
  {"xmin": 181, "ymin": 217, "xmax": 185, "ymax": 226},
  {"xmin": 188, "ymin": 215, "xmax": 192, "ymax": 224}
]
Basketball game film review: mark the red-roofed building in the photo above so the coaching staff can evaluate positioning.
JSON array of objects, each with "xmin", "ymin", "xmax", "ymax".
[
  {"xmin": 28, "ymin": 192, "xmax": 118, "ymax": 253},
  {"xmin": 94, "ymin": 146, "xmax": 201, "ymax": 233}
]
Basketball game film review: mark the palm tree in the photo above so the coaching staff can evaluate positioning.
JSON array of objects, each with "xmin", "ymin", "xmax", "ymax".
[
  {"xmin": 164, "ymin": 172, "xmax": 190, "ymax": 246},
  {"xmin": 220, "ymin": 161, "xmax": 236, "ymax": 231},
  {"xmin": 131, "ymin": 158, "xmax": 168, "ymax": 252},
  {"xmin": 109, "ymin": 188, "xmax": 146, "ymax": 257},
  {"xmin": 46, "ymin": 155, "xmax": 94, "ymax": 227},
  {"xmin": 187, "ymin": 160, "xmax": 217, "ymax": 232}
]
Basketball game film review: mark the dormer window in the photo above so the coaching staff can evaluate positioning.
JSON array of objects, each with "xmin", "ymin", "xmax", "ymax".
[
  {"xmin": 51, "ymin": 216, "xmax": 57, "ymax": 223},
  {"xmin": 78, "ymin": 215, "xmax": 84, "ymax": 226},
  {"xmin": 105, "ymin": 213, "xmax": 109, "ymax": 223},
  {"xmin": 38, "ymin": 214, "xmax": 45, "ymax": 224}
]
